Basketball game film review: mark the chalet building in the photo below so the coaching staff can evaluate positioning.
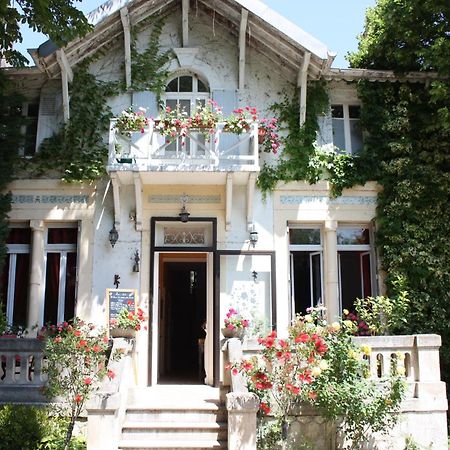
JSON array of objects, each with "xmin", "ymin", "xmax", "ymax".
[{"xmin": 1, "ymin": 1, "xmax": 447, "ymax": 449}]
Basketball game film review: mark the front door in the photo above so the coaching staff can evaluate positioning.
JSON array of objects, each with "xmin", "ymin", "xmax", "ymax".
[{"xmin": 157, "ymin": 253, "xmax": 207, "ymax": 384}]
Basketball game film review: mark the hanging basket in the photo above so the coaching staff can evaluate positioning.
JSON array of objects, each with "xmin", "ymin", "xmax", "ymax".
[
  {"xmin": 221, "ymin": 327, "xmax": 245, "ymax": 339},
  {"xmin": 110, "ymin": 327, "xmax": 136, "ymax": 338}
]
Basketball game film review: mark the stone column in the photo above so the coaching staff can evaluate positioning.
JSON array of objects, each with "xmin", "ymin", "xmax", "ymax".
[
  {"xmin": 226, "ymin": 392, "xmax": 259, "ymax": 450},
  {"xmin": 324, "ymin": 220, "xmax": 339, "ymax": 321},
  {"xmin": 28, "ymin": 220, "xmax": 45, "ymax": 332}
]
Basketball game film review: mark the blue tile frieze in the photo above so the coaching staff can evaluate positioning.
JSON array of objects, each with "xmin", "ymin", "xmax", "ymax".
[
  {"xmin": 149, "ymin": 195, "xmax": 221, "ymax": 204},
  {"xmin": 11, "ymin": 195, "xmax": 89, "ymax": 204},
  {"xmin": 279, "ymin": 195, "xmax": 377, "ymax": 206}
]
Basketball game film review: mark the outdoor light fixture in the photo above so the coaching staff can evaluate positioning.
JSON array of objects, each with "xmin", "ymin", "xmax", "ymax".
[
  {"xmin": 179, "ymin": 193, "xmax": 190, "ymax": 223},
  {"xmin": 109, "ymin": 225, "xmax": 119, "ymax": 248},
  {"xmin": 132, "ymin": 250, "xmax": 140, "ymax": 273},
  {"xmin": 249, "ymin": 229, "xmax": 258, "ymax": 248}
]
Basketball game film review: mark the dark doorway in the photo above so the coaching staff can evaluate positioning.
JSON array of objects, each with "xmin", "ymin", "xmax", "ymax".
[{"xmin": 159, "ymin": 255, "xmax": 207, "ymax": 384}]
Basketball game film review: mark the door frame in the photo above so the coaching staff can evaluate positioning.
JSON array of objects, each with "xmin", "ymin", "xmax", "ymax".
[{"xmin": 149, "ymin": 217, "xmax": 217, "ymax": 386}]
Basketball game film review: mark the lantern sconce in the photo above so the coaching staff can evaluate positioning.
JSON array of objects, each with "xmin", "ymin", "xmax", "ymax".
[
  {"xmin": 249, "ymin": 229, "xmax": 258, "ymax": 248},
  {"xmin": 179, "ymin": 193, "xmax": 190, "ymax": 223},
  {"xmin": 109, "ymin": 225, "xmax": 119, "ymax": 248},
  {"xmin": 132, "ymin": 250, "xmax": 140, "ymax": 273}
]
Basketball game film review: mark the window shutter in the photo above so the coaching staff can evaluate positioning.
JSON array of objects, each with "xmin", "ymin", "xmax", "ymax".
[
  {"xmin": 36, "ymin": 88, "xmax": 63, "ymax": 148},
  {"xmin": 212, "ymin": 90, "xmax": 239, "ymax": 156},
  {"xmin": 132, "ymin": 91, "xmax": 159, "ymax": 118}
]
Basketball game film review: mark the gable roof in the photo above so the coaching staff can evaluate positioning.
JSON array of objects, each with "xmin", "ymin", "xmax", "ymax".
[{"xmin": 32, "ymin": 0, "xmax": 335, "ymax": 81}]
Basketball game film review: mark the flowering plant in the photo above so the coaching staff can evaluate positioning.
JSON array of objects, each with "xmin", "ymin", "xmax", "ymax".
[
  {"xmin": 223, "ymin": 308, "xmax": 249, "ymax": 330},
  {"xmin": 258, "ymin": 117, "xmax": 281, "ymax": 154},
  {"xmin": 42, "ymin": 318, "xmax": 121, "ymax": 449},
  {"xmin": 224, "ymin": 106, "xmax": 258, "ymax": 134},
  {"xmin": 110, "ymin": 303, "xmax": 145, "ymax": 331},
  {"xmin": 115, "ymin": 107, "xmax": 149, "ymax": 136},
  {"xmin": 228, "ymin": 307, "xmax": 405, "ymax": 448},
  {"xmin": 155, "ymin": 104, "xmax": 189, "ymax": 141}
]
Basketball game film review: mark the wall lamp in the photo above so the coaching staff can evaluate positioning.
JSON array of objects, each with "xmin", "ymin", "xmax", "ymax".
[
  {"xmin": 109, "ymin": 225, "xmax": 119, "ymax": 248},
  {"xmin": 249, "ymin": 229, "xmax": 258, "ymax": 248},
  {"xmin": 132, "ymin": 250, "xmax": 140, "ymax": 273},
  {"xmin": 179, "ymin": 193, "xmax": 190, "ymax": 223}
]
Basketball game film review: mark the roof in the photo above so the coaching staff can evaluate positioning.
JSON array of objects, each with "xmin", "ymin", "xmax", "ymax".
[{"xmin": 33, "ymin": 0, "xmax": 335, "ymax": 81}]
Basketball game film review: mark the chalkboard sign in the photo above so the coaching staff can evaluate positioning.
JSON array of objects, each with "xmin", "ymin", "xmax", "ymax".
[{"xmin": 107, "ymin": 289, "xmax": 137, "ymax": 324}]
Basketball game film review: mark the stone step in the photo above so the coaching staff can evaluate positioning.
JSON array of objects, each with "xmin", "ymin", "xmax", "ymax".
[
  {"xmin": 125, "ymin": 407, "xmax": 227, "ymax": 423},
  {"xmin": 122, "ymin": 421, "xmax": 227, "ymax": 440},
  {"xmin": 118, "ymin": 439, "xmax": 227, "ymax": 449}
]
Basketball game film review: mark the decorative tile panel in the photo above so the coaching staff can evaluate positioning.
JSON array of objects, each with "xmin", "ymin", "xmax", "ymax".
[
  {"xmin": 11, "ymin": 194, "xmax": 89, "ymax": 204},
  {"xmin": 149, "ymin": 194, "xmax": 221, "ymax": 204},
  {"xmin": 279, "ymin": 195, "xmax": 377, "ymax": 206}
]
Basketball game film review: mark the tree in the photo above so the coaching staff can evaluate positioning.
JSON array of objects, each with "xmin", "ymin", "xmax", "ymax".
[
  {"xmin": 0, "ymin": 0, "xmax": 92, "ymax": 66},
  {"xmin": 348, "ymin": 0, "xmax": 450, "ymax": 386}
]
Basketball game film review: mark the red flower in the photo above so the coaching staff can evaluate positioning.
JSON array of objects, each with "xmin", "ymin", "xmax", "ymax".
[
  {"xmin": 74, "ymin": 394, "xmax": 83, "ymax": 403},
  {"xmin": 74, "ymin": 330, "xmax": 82, "ymax": 337},
  {"xmin": 77, "ymin": 339, "xmax": 87, "ymax": 348},
  {"xmin": 107, "ymin": 370, "xmax": 115, "ymax": 379},
  {"xmin": 84, "ymin": 377, "xmax": 92, "ymax": 385},
  {"xmin": 308, "ymin": 391, "xmax": 317, "ymax": 400},
  {"xmin": 295, "ymin": 333, "xmax": 309, "ymax": 343},
  {"xmin": 260, "ymin": 402, "xmax": 271, "ymax": 414},
  {"xmin": 54, "ymin": 336, "xmax": 62, "ymax": 343},
  {"xmin": 92, "ymin": 345, "xmax": 101, "ymax": 353}
]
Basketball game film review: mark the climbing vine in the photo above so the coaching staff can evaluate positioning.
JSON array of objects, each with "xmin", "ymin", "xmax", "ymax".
[{"xmin": 256, "ymin": 82, "xmax": 366, "ymax": 197}]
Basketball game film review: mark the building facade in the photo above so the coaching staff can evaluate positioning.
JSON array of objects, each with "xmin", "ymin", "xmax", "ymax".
[{"xmin": 0, "ymin": 0, "xmax": 423, "ymax": 388}]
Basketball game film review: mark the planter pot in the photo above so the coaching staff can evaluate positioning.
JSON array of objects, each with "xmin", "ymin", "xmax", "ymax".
[
  {"xmin": 110, "ymin": 327, "xmax": 136, "ymax": 338},
  {"xmin": 221, "ymin": 327, "xmax": 245, "ymax": 339}
]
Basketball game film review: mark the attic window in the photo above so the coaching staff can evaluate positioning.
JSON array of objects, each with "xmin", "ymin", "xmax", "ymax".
[{"xmin": 165, "ymin": 75, "xmax": 209, "ymax": 93}]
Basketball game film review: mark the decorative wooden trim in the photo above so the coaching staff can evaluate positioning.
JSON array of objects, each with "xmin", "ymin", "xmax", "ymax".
[
  {"xmin": 110, "ymin": 172, "xmax": 121, "ymax": 231},
  {"xmin": 56, "ymin": 49, "xmax": 73, "ymax": 122},
  {"xmin": 238, "ymin": 8, "xmax": 249, "ymax": 91},
  {"xmin": 182, "ymin": 0, "xmax": 189, "ymax": 47},
  {"xmin": 225, "ymin": 173, "xmax": 233, "ymax": 231},
  {"xmin": 246, "ymin": 172, "xmax": 257, "ymax": 231},
  {"xmin": 133, "ymin": 172, "xmax": 143, "ymax": 231},
  {"xmin": 298, "ymin": 51, "xmax": 311, "ymax": 126},
  {"xmin": 120, "ymin": 7, "xmax": 132, "ymax": 89}
]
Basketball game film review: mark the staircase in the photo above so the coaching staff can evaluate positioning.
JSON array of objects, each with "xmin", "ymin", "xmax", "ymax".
[{"xmin": 118, "ymin": 385, "xmax": 228, "ymax": 450}]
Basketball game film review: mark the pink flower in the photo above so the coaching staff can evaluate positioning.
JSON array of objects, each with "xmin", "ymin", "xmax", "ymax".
[{"xmin": 84, "ymin": 377, "xmax": 92, "ymax": 385}]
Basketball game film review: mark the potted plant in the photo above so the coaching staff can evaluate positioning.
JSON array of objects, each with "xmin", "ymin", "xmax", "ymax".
[
  {"xmin": 109, "ymin": 304, "xmax": 146, "ymax": 338},
  {"xmin": 114, "ymin": 107, "xmax": 149, "ymax": 137},
  {"xmin": 224, "ymin": 106, "xmax": 257, "ymax": 134},
  {"xmin": 222, "ymin": 308, "xmax": 249, "ymax": 339}
]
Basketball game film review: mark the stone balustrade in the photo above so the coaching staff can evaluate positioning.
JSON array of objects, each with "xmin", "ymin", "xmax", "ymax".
[
  {"xmin": 0, "ymin": 337, "xmax": 47, "ymax": 404},
  {"xmin": 222, "ymin": 334, "xmax": 448, "ymax": 450},
  {"xmin": 108, "ymin": 119, "xmax": 260, "ymax": 171}
]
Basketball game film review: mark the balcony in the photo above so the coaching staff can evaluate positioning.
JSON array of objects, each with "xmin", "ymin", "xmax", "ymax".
[{"xmin": 107, "ymin": 119, "xmax": 260, "ymax": 186}]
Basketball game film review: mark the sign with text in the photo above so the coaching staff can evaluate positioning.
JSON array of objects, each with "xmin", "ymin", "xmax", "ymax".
[{"xmin": 107, "ymin": 289, "xmax": 137, "ymax": 323}]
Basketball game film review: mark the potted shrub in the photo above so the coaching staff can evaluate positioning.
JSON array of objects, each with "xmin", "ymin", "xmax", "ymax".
[
  {"xmin": 109, "ymin": 304, "xmax": 146, "ymax": 338},
  {"xmin": 222, "ymin": 308, "xmax": 249, "ymax": 339}
]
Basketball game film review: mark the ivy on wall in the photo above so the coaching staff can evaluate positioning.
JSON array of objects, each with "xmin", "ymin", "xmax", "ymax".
[{"xmin": 256, "ymin": 82, "xmax": 366, "ymax": 197}]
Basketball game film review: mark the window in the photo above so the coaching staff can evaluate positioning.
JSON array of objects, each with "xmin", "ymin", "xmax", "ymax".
[
  {"xmin": 331, "ymin": 104, "xmax": 363, "ymax": 154},
  {"xmin": 289, "ymin": 227, "xmax": 323, "ymax": 315},
  {"xmin": 337, "ymin": 226, "xmax": 375, "ymax": 313},
  {"xmin": 1, "ymin": 227, "xmax": 31, "ymax": 327},
  {"xmin": 163, "ymin": 74, "xmax": 210, "ymax": 157},
  {"xmin": 21, "ymin": 103, "xmax": 39, "ymax": 157},
  {"xmin": 43, "ymin": 225, "xmax": 78, "ymax": 324}
]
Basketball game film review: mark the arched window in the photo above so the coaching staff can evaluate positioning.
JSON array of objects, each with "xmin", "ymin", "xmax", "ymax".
[{"xmin": 163, "ymin": 74, "xmax": 210, "ymax": 156}]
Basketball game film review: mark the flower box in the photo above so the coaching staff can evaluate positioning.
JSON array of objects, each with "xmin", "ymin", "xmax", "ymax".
[{"xmin": 110, "ymin": 327, "xmax": 136, "ymax": 338}]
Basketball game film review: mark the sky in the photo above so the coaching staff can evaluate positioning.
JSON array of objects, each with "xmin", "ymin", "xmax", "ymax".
[{"xmin": 16, "ymin": 0, "xmax": 376, "ymax": 68}]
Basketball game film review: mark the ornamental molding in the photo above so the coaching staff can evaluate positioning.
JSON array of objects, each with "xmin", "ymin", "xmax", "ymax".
[
  {"xmin": 279, "ymin": 195, "xmax": 377, "ymax": 206},
  {"xmin": 149, "ymin": 194, "xmax": 221, "ymax": 204},
  {"xmin": 11, "ymin": 194, "xmax": 89, "ymax": 205}
]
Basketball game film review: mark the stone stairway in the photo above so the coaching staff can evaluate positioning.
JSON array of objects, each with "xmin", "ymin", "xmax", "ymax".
[{"xmin": 118, "ymin": 385, "xmax": 228, "ymax": 450}]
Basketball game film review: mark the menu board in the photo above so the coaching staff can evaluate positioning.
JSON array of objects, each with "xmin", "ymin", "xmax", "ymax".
[{"xmin": 107, "ymin": 289, "xmax": 137, "ymax": 322}]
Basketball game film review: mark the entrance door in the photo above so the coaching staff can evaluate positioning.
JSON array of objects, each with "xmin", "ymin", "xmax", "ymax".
[{"xmin": 158, "ymin": 253, "xmax": 207, "ymax": 384}]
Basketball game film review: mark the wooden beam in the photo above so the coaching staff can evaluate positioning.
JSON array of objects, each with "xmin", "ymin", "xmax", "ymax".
[
  {"xmin": 246, "ymin": 172, "xmax": 257, "ymax": 231},
  {"xmin": 298, "ymin": 52, "xmax": 311, "ymax": 126},
  {"xmin": 238, "ymin": 8, "xmax": 248, "ymax": 91},
  {"xmin": 56, "ymin": 49, "xmax": 73, "ymax": 122},
  {"xmin": 225, "ymin": 173, "xmax": 233, "ymax": 231},
  {"xmin": 133, "ymin": 172, "xmax": 143, "ymax": 231},
  {"xmin": 120, "ymin": 7, "xmax": 132, "ymax": 89},
  {"xmin": 182, "ymin": 0, "xmax": 189, "ymax": 47},
  {"xmin": 110, "ymin": 172, "xmax": 121, "ymax": 231}
]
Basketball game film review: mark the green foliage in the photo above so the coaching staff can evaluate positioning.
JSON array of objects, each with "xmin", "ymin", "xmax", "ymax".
[
  {"xmin": 232, "ymin": 308, "xmax": 405, "ymax": 450},
  {"xmin": 28, "ymin": 67, "xmax": 115, "ymax": 182},
  {"xmin": 256, "ymin": 82, "xmax": 364, "ymax": 197},
  {"xmin": 0, "ymin": 405, "xmax": 86, "ymax": 450},
  {"xmin": 348, "ymin": 0, "xmax": 450, "ymax": 391},
  {"xmin": 354, "ymin": 279, "xmax": 410, "ymax": 335},
  {"xmin": 0, "ymin": 0, "xmax": 91, "ymax": 66},
  {"xmin": 130, "ymin": 17, "xmax": 172, "ymax": 95}
]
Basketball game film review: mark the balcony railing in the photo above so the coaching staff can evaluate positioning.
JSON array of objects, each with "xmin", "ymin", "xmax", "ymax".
[{"xmin": 107, "ymin": 119, "xmax": 260, "ymax": 172}]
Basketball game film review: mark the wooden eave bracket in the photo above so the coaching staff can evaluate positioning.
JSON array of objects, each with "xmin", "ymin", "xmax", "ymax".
[
  {"xmin": 225, "ymin": 173, "xmax": 233, "ymax": 231},
  {"xmin": 239, "ymin": 8, "xmax": 249, "ymax": 91},
  {"xmin": 120, "ymin": 7, "xmax": 132, "ymax": 89},
  {"xmin": 56, "ymin": 49, "xmax": 73, "ymax": 122},
  {"xmin": 246, "ymin": 172, "xmax": 257, "ymax": 231},
  {"xmin": 133, "ymin": 173, "xmax": 143, "ymax": 231},
  {"xmin": 110, "ymin": 172, "xmax": 121, "ymax": 231},
  {"xmin": 182, "ymin": 0, "xmax": 189, "ymax": 47},
  {"xmin": 298, "ymin": 51, "xmax": 311, "ymax": 126}
]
